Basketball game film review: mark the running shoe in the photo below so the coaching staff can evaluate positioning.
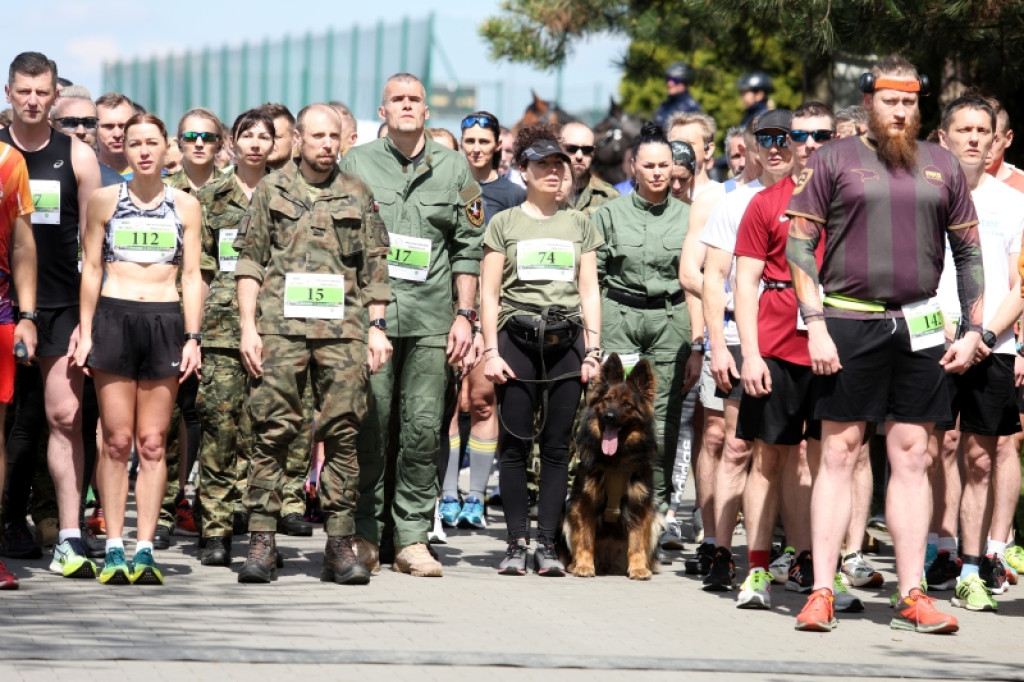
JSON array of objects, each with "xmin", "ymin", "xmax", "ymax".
[
  {"xmin": 498, "ymin": 539, "xmax": 528, "ymax": 575},
  {"xmin": 925, "ymin": 550, "xmax": 961, "ymax": 591},
  {"xmin": 50, "ymin": 538, "xmax": 97, "ymax": 578},
  {"xmin": 427, "ymin": 500, "xmax": 448, "ymax": 545},
  {"xmin": 702, "ymin": 546, "xmax": 736, "ymax": 591},
  {"xmin": 998, "ymin": 554, "xmax": 1018, "ymax": 586},
  {"xmin": 0, "ymin": 558, "xmax": 19, "ymax": 590},
  {"xmin": 832, "ymin": 572, "xmax": 864, "ymax": 612},
  {"xmin": 455, "ymin": 496, "xmax": 486, "ymax": 529},
  {"xmin": 685, "ymin": 542, "xmax": 715, "ymax": 576},
  {"xmin": 659, "ymin": 518, "xmax": 685, "ymax": 550},
  {"xmin": 889, "ymin": 579, "xmax": 929, "ymax": 608},
  {"xmin": 1004, "ymin": 545, "xmax": 1024, "ymax": 575},
  {"xmin": 1, "ymin": 520, "xmax": 42, "ymax": 559},
  {"xmin": 840, "ymin": 551, "xmax": 884, "ymax": 588},
  {"xmin": 795, "ymin": 587, "xmax": 837, "ymax": 632},
  {"xmin": 786, "ymin": 549, "xmax": 814, "ymax": 593},
  {"xmin": 890, "ymin": 587, "xmax": 959, "ymax": 634},
  {"xmin": 130, "ymin": 548, "xmax": 164, "ymax": 585},
  {"xmin": 173, "ymin": 498, "xmax": 199, "ymax": 536},
  {"xmin": 98, "ymin": 547, "xmax": 131, "ymax": 585},
  {"xmin": 533, "ymin": 540, "xmax": 565, "ymax": 577},
  {"xmin": 736, "ymin": 568, "xmax": 772, "ymax": 609},
  {"xmin": 692, "ymin": 508, "xmax": 704, "ymax": 544},
  {"xmin": 87, "ymin": 505, "xmax": 106, "ymax": 536},
  {"xmin": 951, "ymin": 573, "xmax": 997, "ymax": 612},
  {"xmin": 867, "ymin": 514, "xmax": 887, "ymax": 532},
  {"xmin": 769, "ymin": 546, "xmax": 795, "ymax": 585},
  {"xmin": 438, "ymin": 496, "xmax": 461, "ymax": 528},
  {"xmin": 980, "ymin": 553, "xmax": 1008, "ymax": 595}
]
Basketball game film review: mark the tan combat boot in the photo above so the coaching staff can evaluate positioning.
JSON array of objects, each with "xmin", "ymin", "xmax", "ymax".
[{"xmin": 394, "ymin": 542, "xmax": 443, "ymax": 577}]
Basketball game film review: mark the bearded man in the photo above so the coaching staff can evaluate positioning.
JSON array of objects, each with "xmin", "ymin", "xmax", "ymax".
[{"xmin": 785, "ymin": 55, "xmax": 985, "ymax": 635}]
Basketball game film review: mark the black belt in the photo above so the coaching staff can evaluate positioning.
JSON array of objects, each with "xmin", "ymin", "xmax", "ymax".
[
  {"xmin": 606, "ymin": 288, "xmax": 685, "ymax": 310},
  {"xmin": 501, "ymin": 298, "xmax": 581, "ymax": 318},
  {"xmin": 763, "ymin": 280, "xmax": 792, "ymax": 290}
]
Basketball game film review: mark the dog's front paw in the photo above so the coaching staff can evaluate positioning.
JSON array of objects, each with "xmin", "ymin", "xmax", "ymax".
[
  {"xmin": 628, "ymin": 567, "xmax": 653, "ymax": 581},
  {"xmin": 571, "ymin": 563, "xmax": 596, "ymax": 578}
]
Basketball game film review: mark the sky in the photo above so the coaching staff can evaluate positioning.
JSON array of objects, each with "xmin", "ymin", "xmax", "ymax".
[{"xmin": 3, "ymin": 0, "xmax": 630, "ymax": 129}]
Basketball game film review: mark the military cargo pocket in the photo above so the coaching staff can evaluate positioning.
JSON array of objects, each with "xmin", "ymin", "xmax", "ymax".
[
  {"xmin": 268, "ymin": 196, "xmax": 304, "ymax": 249},
  {"xmin": 417, "ymin": 190, "xmax": 456, "ymax": 229},
  {"xmin": 331, "ymin": 206, "xmax": 364, "ymax": 255}
]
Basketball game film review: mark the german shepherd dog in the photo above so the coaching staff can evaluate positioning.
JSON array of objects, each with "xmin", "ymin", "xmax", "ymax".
[{"xmin": 561, "ymin": 353, "xmax": 662, "ymax": 580}]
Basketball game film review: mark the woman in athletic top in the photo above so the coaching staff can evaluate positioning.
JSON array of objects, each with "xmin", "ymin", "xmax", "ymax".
[{"xmin": 74, "ymin": 113, "xmax": 202, "ymax": 585}]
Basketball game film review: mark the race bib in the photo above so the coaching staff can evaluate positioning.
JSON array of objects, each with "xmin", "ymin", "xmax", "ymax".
[
  {"xmin": 30, "ymin": 179, "xmax": 60, "ymax": 225},
  {"xmin": 517, "ymin": 239, "xmax": 575, "ymax": 282},
  {"xmin": 219, "ymin": 229, "xmax": 238, "ymax": 272},
  {"xmin": 619, "ymin": 352, "xmax": 640, "ymax": 377},
  {"xmin": 387, "ymin": 233, "xmax": 431, "ymax": 282},
  {"xmin": 110, "ymin": 217, "xmax": 178, "ymax": 263},
  {"xmin": 284, "ymin": 273, "xmax": 345, "ymax": 319},
  {"xmin": 902, "ymin": 298, "xmax": 944, "ymax": 351}
]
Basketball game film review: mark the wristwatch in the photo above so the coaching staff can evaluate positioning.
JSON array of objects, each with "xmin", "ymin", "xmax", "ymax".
[
  {"xmin": 18, "ymin": 311, "xmax": 37, "ymax": 323},
  {"xmin": 184, "ymin": 333, "xmax": 202, "ymax": 345},
  {"xmin": 456, "ymin": 309, "xmax": 479, "ymax": 323},
  {"xmin": 690, "ymin": 341, "xmax": 705, "ymax": 353},
  {"xmin": 982, "ymin": 329, "xmax": 997, "ymax": 349},
  {"xmin": 369, "ymin": 318, "xmax": 388, "ymax": 332},
  {"xmin": 1015, "ymin": 340, "xmax": 1024, "ymax": 358}
]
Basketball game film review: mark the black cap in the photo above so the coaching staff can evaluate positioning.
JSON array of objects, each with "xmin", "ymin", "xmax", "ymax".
[
  {"xmin": 669, "ymin": 140, "xmax": 696, "ymax": 174},
  {"xmin": 753, "ymin": 109, "xmax": 792, "ymax": 133},
  {"xmin": 522, "ymin": 139, "xmax": 571, "ymax": 164},
  {"xmin": 665, "ymin": 61, "xmax": 696, "ymax": 85}
]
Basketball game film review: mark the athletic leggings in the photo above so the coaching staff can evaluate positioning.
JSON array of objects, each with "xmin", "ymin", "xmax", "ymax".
[{"xmin": 496, "ymin": 328, "xmax": 583, "ymax": 543}]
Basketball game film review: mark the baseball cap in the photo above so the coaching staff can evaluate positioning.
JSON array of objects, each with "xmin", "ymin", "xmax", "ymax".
[
  {"xmin": 523, "ymin": 139, "xmax": 571, "ymax": 164},
  {"xmin": 753, "ymin": 109, "xmax": 793, "ymax": 133}
]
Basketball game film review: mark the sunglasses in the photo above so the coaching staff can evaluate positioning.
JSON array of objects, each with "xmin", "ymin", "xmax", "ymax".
[
  {"xmin": 755, "ymin": 134, "xmax": 789, "ymax": 149},
  {"xmin": 461, "ymin": 115, "xmax": 497, "ymax": 130},
  {"xmin": 789, "ymin": 129, "xmax": 834, "ymax": 143},
  {"xmin": 54, "ymin": 116, "xmax": 98, "ymax": 131},
  {"xmin": 181, "ymin": 131, "xmax": 220, "ymax": 143},
  {"xmin": 564, "ymin": 144, "xmax": 595, "ymax": 156}
]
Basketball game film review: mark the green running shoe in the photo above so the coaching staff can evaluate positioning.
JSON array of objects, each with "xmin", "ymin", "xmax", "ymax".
[
  {"xmin": 736, "ymin": 567, "xmax": 772, "ymax": 609},
  {"xmin": 49, "ymin": 538, "xmax": 97, "ymax": 579},
  {"xmin": 98, "ymin": 546, "xmax": 131, "ymax": 585},
  {"xmin": 1005, "ymin": 545, "xmax": 1024, "ymax": 574},
  {"xmin": 951, "ymin": 573, "xmax": 997, "ymax": 612},
  {"xmin": 130, "ymin": 548, "xmax": 164, "ymax": 585}
]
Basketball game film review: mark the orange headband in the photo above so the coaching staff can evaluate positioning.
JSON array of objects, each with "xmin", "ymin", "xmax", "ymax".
[{"xmin": 873, "ymin": 77, "xmax": 920, "ymax": 93}]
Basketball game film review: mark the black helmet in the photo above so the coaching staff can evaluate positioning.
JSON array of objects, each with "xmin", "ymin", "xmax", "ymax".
[
  {"xmin": 736, "ymin": 71, "xmax": 774, "ymax": 93},
  {"xmin": 665, "ymin": 61, "xmax": 696, "ymax": 85}
]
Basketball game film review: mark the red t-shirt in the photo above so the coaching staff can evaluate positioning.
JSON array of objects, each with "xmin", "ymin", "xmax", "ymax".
[{"xmin": 734, "ymin": 175, "xmax": 824, "ymax": 366}]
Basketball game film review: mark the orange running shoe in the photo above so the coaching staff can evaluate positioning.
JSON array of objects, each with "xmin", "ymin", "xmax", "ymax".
[
  {"xmin": 87, "ymin": 505, "xmax": 105, "ymax": 536},
  {"xmin": 890, "ymin": 587, "xmax": 959, "ymax": 633},
  {"xmin": 795, "ymin": 587, "xmax": 837, "ymax": 632}
]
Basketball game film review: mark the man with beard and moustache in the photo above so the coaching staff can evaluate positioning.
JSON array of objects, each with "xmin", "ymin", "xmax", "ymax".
[
  {"xmin": 262, "ymin": 103, "xmax": 296, "ymax": 171},
  {"xmin": 233, "ymin": 103, "xmax": 393, "ymax": 584},
  {"xmin": 559, "ymin": 121, "xmax": 618, "ymax": 215},
  {"xmin": 787, "ymin": 55, "xmax": 985, "ymax": 634}
]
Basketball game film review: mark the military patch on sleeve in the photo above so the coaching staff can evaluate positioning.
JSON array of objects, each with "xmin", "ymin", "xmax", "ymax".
[
  {"xmin": 373, "ymin": 200, "xmax": 380, "ymax": 212},
  {"xmin": 238, "ymin": 213, "xmax": 251, "ymax": 234},
  {"xmin": 792, "ymin": 168, "xmax": 813, "ymax": 195},
  {"xmin": 376, "ymin": 224, "xmax": 391, "ymax": 247},
  {"xmin": 466, "ymin": 198, "xmax": 484, "ymax": 227}
]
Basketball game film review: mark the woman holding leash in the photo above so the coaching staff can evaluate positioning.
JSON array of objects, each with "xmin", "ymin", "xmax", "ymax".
[
  {"xmin": 481, "ymin": 123, "xmax": 603, "ymax": 576},
  {"xmin": 74, "ymin": 113, "xmax": 202, "ymax": 585},
  {"xmin": 590, "ymin": 123, "xmax": 701, "ymax": 552}
]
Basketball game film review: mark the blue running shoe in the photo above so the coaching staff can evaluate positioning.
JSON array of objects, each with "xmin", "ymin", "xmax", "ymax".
[
  {"xmin": 130, "ymin": 548, "xmax": 164, "ymax": 585},
  {"xmin": 439, "ymin": 496, "xmax": 461, "ymax": 528},
  {"xmin": 456, "ymin": 496, "xmax": 486, "ymax": 529},
  {"xmin": 98, "ymin": 547, "xmax": 131, "ymax": 585}
]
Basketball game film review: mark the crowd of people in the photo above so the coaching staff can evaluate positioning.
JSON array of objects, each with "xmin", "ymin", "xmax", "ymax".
[{"xmin": 0, "ymin": 48, "xmax": 1023, "ymax": 637}]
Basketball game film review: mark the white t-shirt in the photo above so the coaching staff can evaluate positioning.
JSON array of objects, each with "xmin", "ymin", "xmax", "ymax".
[
  {"xmin": 936, "ymin": 175, "xmax": 1024, "ymax": 355},
  {"xmin": 700, "ymin": 179, "xmax": 764, "ymax": 345}
]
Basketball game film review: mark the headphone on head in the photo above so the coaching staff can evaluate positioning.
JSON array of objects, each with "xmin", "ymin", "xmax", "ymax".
[{"xmin": 858, "ymin": 72, "xmax": 931, "ymax": 97}]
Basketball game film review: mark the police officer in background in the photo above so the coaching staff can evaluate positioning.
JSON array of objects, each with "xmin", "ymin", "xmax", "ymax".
[
  {"xmin": 738, "ymin": 71, "xmax": 774, "ymax": 128},
  {"xmin": 655, "ymin": 61, "xmax": 702, "ymax": 129},
  {"xmin": 340, "ymin": 73, "xmax": 483, "ymax": 578},
  {"xmin": 234, "ymin": 103, "xmax": 393, "ymax": 585}
]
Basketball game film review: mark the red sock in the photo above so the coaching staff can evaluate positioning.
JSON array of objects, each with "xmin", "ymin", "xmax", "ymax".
[{"xmin": 749, "ymin": 549, "xmax": 771, "ymax": 571}]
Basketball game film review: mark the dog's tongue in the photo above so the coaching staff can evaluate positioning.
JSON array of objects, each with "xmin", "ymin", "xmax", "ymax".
[{"xmin": 602, "ymin": 426, "xmax": 619, "ymax": 456}]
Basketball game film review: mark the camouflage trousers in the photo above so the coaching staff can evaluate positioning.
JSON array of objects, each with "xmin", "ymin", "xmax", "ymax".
[
  {"xmin": 246, "ymin": 335, "xmax": 368, "ymax": 537},
  {"xmin": 196, "ymin": 348, "xmax": 250, "ymax": 538}
]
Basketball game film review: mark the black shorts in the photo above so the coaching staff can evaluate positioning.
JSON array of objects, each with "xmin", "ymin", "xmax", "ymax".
[
  {"xmin": 36, "ymin": 305, "xmax": 79, "ymax": 357},
  {"xmin": 736, "ymin": 357, "xmax": 821, "ymax": 445},
  {"xmin": 813, "ymin": 317, "xmax": 949, "ymax": 424},
  {"xmin": 936, "ymin": 353, "xmax": 1021, "ymax": 436},
  {"xmin": 713, "ymin": 344, "xmax": 744, "ymax": 401},
  {"xmin": 87, "ymin": 297, "xmax": 183, "ymax": 380}
]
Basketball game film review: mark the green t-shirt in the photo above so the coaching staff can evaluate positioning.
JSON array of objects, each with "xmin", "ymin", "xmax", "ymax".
[{"xmin": 483, "ymin": 206, "xmax": 604, "ymax": 328}]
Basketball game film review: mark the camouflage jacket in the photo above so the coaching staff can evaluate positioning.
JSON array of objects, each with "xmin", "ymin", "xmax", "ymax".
[
  {"xmin": 233, "ymin": 160, "xmax": 393, "ymax": 340},
  {"xmin": 570, "ymin": 175, "xmax": 620, "ymax": 216},
  {"xmin": 339, "ymin": 135, "xmax": 483, "ymax": 337},
  {"xmin": 164, "ymin": 166, "xmax": 233, "ymax": 194}
]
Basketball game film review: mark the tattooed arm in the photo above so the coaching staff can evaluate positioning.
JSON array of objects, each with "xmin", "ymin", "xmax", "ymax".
[
  {"xmin": 786, "ymin": 215, "xmax": 841, "ymax": 375},
  {"xmin": 940, "ymin": 224, "xmax": 985, "ymax": 374}
]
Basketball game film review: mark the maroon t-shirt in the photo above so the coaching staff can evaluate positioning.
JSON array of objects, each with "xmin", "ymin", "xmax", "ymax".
[
  {"xmin": 735, "ymin": 176, "xmax": 824, "ymax": 365},
  {"xmin": 786, "ymin": 136, "xmax": 977, "ymax": 308}
]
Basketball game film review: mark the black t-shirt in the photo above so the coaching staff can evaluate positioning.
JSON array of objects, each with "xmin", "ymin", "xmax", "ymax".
[{"xmin": 480, "ymin": 175, "xmax": 526, "ymax": 224}]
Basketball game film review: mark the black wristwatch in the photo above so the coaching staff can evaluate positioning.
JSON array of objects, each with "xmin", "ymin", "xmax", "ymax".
[
  {"xmin": 1016, "ymin": 341, "xmax": 1024, "ymax": 358},
  {"xmin": 18, "ymin": 311, "xmax": 37, "ymax": 323},
  {"xmin": 982, "ymin": 329, "xmax": 997, "ymax": 349},
  {"xmin": 370, "ymin": 318, "xmax": 388, "ymax": 332},
  {"xmin": 184, "ymin": 333, "xmax": 202, "ymax": 345},
  {"xmin": 456, "ymin": 308, "xmax": 479, "ymax": 323}
]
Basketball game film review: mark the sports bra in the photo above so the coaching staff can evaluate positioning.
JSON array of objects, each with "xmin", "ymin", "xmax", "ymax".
[{"xmin": 103, "ymin": 183, "xmax": 184, "ymax": 265}]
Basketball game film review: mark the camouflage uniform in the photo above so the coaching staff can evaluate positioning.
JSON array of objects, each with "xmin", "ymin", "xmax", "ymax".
[
  {"xmin": 234, "ymin": 160, "xmax": 392, "ymax": 537},
  {"xmin": 339, "ymin": 135, "xmax": 483, "ymax": 548},
  {"xmin": 570, "ymin": 175, "xmax": 619, "ymax": 215}
]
